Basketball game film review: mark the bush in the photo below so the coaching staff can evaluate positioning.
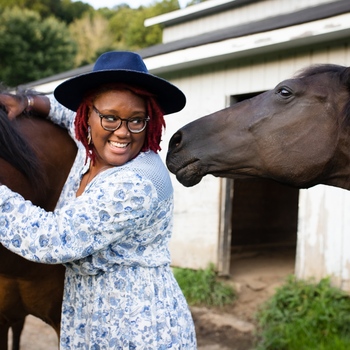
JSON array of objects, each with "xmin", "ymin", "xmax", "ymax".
[
  {"xmin": 173, "ymin": 263, "xmax": 236, "ymax": 307},
  {"xmin": 255, "ymin": 275, "xmax": 350, "ymax": 350}
]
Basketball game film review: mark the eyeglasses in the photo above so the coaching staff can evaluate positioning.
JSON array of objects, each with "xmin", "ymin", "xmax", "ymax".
[{"xmin": 92, "ymin": 106, "xmax": 150, "ymax": 134}]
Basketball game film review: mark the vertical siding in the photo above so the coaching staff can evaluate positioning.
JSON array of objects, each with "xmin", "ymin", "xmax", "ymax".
[{"xmin": 297, "ymin": 187, "xmax": 350, "ymax": 291}]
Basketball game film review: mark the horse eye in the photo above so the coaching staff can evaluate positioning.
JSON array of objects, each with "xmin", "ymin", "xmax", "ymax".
[{"xmin": 276, "ymin": 87, "xmax": 292, "ymax": 98}]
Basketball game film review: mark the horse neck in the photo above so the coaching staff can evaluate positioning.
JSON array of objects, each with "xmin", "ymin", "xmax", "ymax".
[
  {"xmin": 14, "ymin": 116, "xmax": 77, "ymax": 210},
  {"xmin": 323, "ymin": 127, "xmax": 350, "ymax": 190}
]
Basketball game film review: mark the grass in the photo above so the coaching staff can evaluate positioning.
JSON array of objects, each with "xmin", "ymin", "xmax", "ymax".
[
  {"xmin": 255, "ymin": 275, "xmax": 350, "ymax": 350},
  {"xmin": 173, "ymin": 263, "xmax": 236, "ymax": 307}
]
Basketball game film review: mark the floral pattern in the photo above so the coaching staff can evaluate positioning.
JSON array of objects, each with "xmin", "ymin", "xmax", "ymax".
[{"xmin": 0, "ymin": 96, "xmax": 196, "ymax": 349}]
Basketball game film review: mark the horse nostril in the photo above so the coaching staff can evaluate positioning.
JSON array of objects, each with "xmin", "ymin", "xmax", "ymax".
[{"xmin": 169, "ymin": 131, "xmax": 183, "ymax": 150}]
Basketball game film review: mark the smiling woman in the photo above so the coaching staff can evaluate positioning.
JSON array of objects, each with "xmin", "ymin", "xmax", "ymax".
[{"xmin": 0, "ymin": 51, "xmax": 196, "ymax": 349}]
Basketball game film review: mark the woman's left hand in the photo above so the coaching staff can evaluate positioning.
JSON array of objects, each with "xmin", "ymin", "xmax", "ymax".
[{"xmin": 0, "ymin": 93, "xmax": 27, "ymax": 120}]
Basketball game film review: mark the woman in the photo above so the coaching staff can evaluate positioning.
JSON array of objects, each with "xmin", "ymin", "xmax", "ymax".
[{"xmin": 0, "ymin": 51, "xmax": 196, "ymax": 349}]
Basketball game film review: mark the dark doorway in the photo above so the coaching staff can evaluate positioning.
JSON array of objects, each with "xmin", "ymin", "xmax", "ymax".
[
  {"xmin": 228, "ymin": 178, "xmax": 299, "ymax": 290},
  {"xmin": 231, "ymin": 178, "xmax": 299, "ymax": 249}
]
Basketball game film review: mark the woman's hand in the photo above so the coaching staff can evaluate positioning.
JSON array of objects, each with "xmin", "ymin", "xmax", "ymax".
[{"xmin": 0, "ymin": 93, "xmax": 27, "ymax": 120}]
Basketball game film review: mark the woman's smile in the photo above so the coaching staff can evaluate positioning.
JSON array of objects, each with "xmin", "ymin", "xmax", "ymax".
[{"xmin": 109, "ymin": 140, "xmax": 129, "ymax": 148}]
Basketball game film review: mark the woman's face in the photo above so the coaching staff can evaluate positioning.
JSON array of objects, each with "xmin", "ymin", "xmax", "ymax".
[{"xmin": 88, "ymin": 89, "xmax": 147, "ymax": 168}]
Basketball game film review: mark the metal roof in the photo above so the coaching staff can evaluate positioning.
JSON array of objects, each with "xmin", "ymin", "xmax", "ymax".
[
  {"xmin": 139, "ymin": 0, "xmax": 350, "ymax": 58},
  {"xmin": 144, "ymin": 0, "xmax": 258, "ymax": 27}
]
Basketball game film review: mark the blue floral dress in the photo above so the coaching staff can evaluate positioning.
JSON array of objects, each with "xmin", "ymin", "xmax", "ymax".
[{"xmin": 0, "ymin": 96, "xmax": 196, "ymax": 349}]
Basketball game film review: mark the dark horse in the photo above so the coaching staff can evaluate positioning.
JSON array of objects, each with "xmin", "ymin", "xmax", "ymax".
[
  {"xmin": 167, "ymin": 64, "xmax": 350, "ymax": 191},
  {"xmin": 0, "ymin": 102, "xmax": 76, "ymax": 349}
]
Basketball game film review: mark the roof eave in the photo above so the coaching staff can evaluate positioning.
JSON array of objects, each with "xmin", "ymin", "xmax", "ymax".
[{"xmin": 144, "ymin": 13, "xmax": 350, "ymax": 75}]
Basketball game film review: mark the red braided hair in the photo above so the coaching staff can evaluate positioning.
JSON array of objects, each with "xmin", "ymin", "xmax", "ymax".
[{"xmin": 74, "ymin": 83, "xmax": 166, "ymax": 164}]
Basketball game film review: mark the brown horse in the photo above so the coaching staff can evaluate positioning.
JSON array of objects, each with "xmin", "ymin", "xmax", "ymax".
[
  {"xmin": 0, "ymin": 102, "xmax": 76, "ymax": 349},
  {"xmin": 166, "ymin": 64, "xmax": 350, "ymax": 191}
]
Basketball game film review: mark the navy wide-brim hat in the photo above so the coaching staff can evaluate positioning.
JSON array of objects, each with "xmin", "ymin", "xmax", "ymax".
[{"xmin": 54, "ymin": 51, "xmax": 186, "ymax": 115}]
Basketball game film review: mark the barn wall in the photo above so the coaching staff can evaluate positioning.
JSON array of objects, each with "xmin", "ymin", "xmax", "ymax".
[{"xmin": 297, "ymin": 186, "xmax": 350, "ymax": 292}]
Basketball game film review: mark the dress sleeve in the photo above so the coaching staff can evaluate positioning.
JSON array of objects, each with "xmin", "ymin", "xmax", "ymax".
[
  {"xmin": 0, "ymin": 170, "xmax": 156, "ymax": 264},
  {"xmin": 47, "ymin": 94, "xmax": 76, "ymax": 138}
]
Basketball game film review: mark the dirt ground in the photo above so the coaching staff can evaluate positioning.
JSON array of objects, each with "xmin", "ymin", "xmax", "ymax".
[
  {"xmin": 8, "ymin": 247, "xmax": 295, "ymax": 350},
  {"xmin": 193, "ymin": 246, "xmax": 295, "ymax": 350}
]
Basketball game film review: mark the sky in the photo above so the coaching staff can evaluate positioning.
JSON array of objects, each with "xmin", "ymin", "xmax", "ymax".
[{"xmin": 75, "ymin": 0, "xmax": 188, "ymax": 9}]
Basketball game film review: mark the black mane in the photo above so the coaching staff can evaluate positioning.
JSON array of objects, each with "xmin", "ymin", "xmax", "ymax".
[
  {"xmin": 0, "ymin": 103, "xmax": 44, "ymax": 189},
  {"xmin": 295, "ymin": 64, "xmax": 350, "ymax": 125},
  {"xmin": 294, "ymin": 63, "xmax": 346, "ymax": 78}
]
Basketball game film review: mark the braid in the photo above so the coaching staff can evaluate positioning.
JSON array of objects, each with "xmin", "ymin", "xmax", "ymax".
[
  {"xmin": 129, "ymin": 87, "xmax": 165, "ymax": 153},
  {"xmin": 74, "ymin": 99, "xmax": 96, "ymax": 163},
  {"xmin": 74, "ymin": 84, "xmax": 166, "ymax": 163}
]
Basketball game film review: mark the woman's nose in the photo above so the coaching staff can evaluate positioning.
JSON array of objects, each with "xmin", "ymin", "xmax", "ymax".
[{"xmin": 113, "ymin": 120, "xmax": 130, "ymax": 136}]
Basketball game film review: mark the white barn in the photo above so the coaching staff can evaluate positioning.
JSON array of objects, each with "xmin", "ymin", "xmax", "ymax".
[{"xmin": 24, "ymin": 0, "xmax": 350, "ymax": 291}]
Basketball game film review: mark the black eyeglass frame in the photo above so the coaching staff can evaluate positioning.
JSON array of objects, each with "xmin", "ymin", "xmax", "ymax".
[{"xmin": 92, "ymin": 105, "xmax": 150, "ymax": 134}]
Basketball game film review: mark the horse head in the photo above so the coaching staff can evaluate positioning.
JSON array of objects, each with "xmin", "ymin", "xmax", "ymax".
[{"xmin": 166, "ymin": 64, "xmax": 350, "ymax": 190}]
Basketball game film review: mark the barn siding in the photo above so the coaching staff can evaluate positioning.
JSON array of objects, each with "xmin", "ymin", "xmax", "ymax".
[{"xmin": 297, "ymin": 187, "xmax": 350, "ymax": 292}]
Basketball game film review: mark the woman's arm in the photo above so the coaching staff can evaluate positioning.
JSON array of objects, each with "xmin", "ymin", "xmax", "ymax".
[
  {"xmin": 47, "ymin": 95, "xmax": 76, "ymax": 133},
  {"xmin": 0, "ymin": 169, "xmax": 156, "ymax": 264}
]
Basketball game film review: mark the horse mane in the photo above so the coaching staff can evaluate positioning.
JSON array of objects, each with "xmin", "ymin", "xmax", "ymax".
[
  {"xmin": 294, "ymin": 64, "xmax": 350, "ymax": 124},
  {"xmin": 294, "ymin": 63, "xmax": 345, "ymax": 78},
  {"xmin": 0, "ymin": 100, "xmax": 44, "ymax": 190}
]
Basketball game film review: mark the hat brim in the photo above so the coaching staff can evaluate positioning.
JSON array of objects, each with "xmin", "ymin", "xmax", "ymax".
[{"xmin": 54, "ymin": 70, "xmax": 186, "ymax": 115}]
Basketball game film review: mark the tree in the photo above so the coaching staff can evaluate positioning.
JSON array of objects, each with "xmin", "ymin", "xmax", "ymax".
[
  {"xmin": 0, "ymin": 7, "xmax": 77, "ymax": 87},
  {"xmin": 69, "ymin": 12, "xmax": 115, "ymax": 67},
  {"xmin": 0, "ymin": 0, "xmax": 93, "ymax": 24},
  {"xmin": 57, "ymin": 0, "xmax": 94, "ymax": 24},
  {"xmin": 108, "ymin": 0, "xmax": 180, "ymax": 50}
]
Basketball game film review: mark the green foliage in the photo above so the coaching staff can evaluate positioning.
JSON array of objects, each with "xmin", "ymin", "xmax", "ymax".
[
  {"xmin": 58, "ymin": 0, "xmax": 94, "ymax": 24},
  {"xmin": 0, "ymin": 0, "xmax": 185, "ymax": 85},
  {"xmin": 108, "ymin": 0, "xmax": 180, "ymax": 50},
  {"xmin": 173, "ymin": 264, "xmax": 236, "ymax": 307},
  {"xmin": 0, "ymin": 0, "xmax": 93, "ymax": 23},
  {"xmin": 255, "ymin": 275, "xmax": 350, "ymax": 350},
  {"xmin": 69, "ymin": 12, "xmax": 114, "ymax": 67},
  {"xmin": 0, "ymin": 6, "xmax": 76, "ymax": 86}
]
